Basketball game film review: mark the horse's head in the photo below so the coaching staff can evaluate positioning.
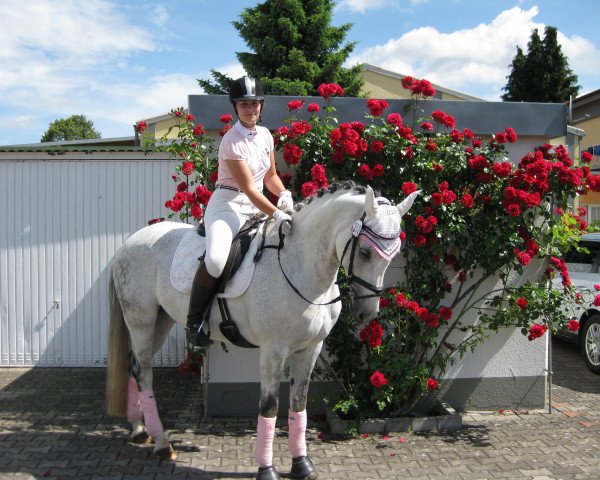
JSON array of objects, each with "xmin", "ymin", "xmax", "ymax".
[{"xmin": 341, "ymin": 186, "xmax": 419, "ymax": 322}]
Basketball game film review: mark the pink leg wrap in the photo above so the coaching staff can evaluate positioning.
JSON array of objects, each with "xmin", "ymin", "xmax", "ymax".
[
  {"xmin": 139, "ymin": 389, "xmax": 164, "ymax": 437},
  {"xmin": 255, "ymin": 415, "xmax": 277, "ymax": 467},
  {"xmin": 288, "ymin": 409, "xmax": 307, "ymax": 458},
  {"xmin": 126, "ymin": 376, "xmax": 143, "ymax": 423}
]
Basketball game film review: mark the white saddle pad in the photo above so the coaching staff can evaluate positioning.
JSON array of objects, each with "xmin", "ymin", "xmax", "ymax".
[{"xmin": 170, "ymin": 228, "xmax": 259, "ymax": 299}]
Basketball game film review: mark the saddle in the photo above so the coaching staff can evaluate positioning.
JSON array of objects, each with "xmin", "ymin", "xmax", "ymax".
[{"xmin": 197, "ymin": 217, "xmax": 264, "ymax": 348}]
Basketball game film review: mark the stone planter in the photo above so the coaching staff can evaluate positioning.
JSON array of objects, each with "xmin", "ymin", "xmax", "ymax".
[{"xmin": 325, "ymin": 401, "xmax": 462, "ymax": 435}]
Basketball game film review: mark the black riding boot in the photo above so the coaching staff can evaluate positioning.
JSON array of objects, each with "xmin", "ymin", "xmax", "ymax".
[{"xmin": 186, "ymin": 262, "xmax": 219, "ymax": 347}]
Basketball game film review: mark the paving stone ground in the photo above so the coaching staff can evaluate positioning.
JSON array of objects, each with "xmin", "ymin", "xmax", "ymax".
[{"xmin": 1, "ymin": 337, "xmax": 599, "ymax": 480}]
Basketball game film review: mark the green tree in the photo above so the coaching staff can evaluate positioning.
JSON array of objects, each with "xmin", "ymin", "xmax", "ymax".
[
  {"xmin": 198, "ymin": 0, "xmax": 364, "ymax": 96},
  {"xmin": 40, "ymin": 114, "xmax": 101, "ymax": 142},
  {"xmin": 502, "ymin": 26, "xmax": 580, "ymax": 102}
]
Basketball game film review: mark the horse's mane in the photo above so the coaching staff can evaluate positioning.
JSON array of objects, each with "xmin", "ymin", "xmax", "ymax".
[{"xmin": 293, "ymin": 180, "xmax": 374, "ymax": 213}]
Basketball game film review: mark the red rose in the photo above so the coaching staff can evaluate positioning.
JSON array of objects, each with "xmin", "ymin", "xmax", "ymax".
[
  {"xmin": 135, "ymin": 120, "xmax": 148, "ymax": 132},
  {"xmin": 567, "ymin": 319, "xmax": 579, "ymax": 332},
  {"xmin": 426, "ymin": 139, "xmax": 438, "ymax": 152},
  {"xmin": 460, "ymin": 194, "xmax": 474, "ymax": 208},
  {"xmin": 426, "ymin": 377, "xmax": 438, "ymax": 390},
  {"xmin": 194, "ymin": 185, "xmax": 212, "ymax": 205},
  {"xmin": 582, "ymin": 151, "xmax": 593, "ymax": 163},
  {"xmin": 401, "ymin": 76, "xmax": 414, "ymax": 90},
  {"xmin": 181, "ymin": 161, "xmax": 194, "ymax": 176},
  {"xmin": 412, "ymin": 235, "xmax": 427, "ymax": 248},
  {"xmin": 515, "ymin": 250, "xmax": 531, "ymax": 266},
  {"xmin": 283, "ymin": 143, "xmax": 303, "ymax": 165},
  {"xmin": 372, "ymin": 164, "xmax": 385, "ymax": 177},
  {"xmin": 420, "ymin": 122, "xmax": 433, "ymax": 131},
  {"xmin": 219, "ymin": 125, "xmax": 232, "ymax": 136},
  {"xmin": 307, "ymin": 103, "xmax": 320, "ymax": 112},
  {"xmin": 438, "ymin": 306, "xmax": 452, "ymax": 321},
  {"xmin": 401, "ymin": 182, "xmax": 417, "ymax": 195},
  {"xmin": 317, "ymin": 83, "xmax": 344, "ymax": 100},
  {"xmin": 301, "ymin": 181, "xmax": 318, "ymax": 198},
  {"xmin": 369, "ymin": 371, "xmax": 387, "ymax": 388},
  {"xmin": 387, "ymin": 113, "xmax": 402, "ymax": 126},
  {"xmin": 366, "ymin": 98, "xmax": 389, "ymax": 117},
  {"xmin": 193, "ymin": 124, "xmax": 205, "ymax": 136},
  {"xmin": 371, "ymin": 140, "xmax": 384, "ymax": 153},
  {"xmin": 516, "ymin": 297, "xmax": 528, "ymax": 309},
  {"xmin": 527, "ymin": 323, "xmax": 547, "ymax": 341},
  {"xmin": 287, "ymin": 99, "xmax": 305, "ymax": 111},
  {"xmin": 219, "ymin": 113, "xmax": 233, "ymax": 124},
  {"xmin": 190, "ymin": 204, "xmax": 203, "ymax": 219}
]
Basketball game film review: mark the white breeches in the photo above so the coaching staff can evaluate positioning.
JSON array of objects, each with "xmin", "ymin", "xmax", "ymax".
[{"xmin": 203, "ymin": 188, "xmax": 260, "ymax": 278}]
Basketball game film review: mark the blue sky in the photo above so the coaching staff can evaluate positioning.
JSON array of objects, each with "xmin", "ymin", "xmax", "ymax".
[{"xmin": 1, "ymin": 0, "xmax": 599, "ymax": 145}]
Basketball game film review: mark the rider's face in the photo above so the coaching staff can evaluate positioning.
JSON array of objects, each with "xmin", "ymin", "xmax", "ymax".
[{"xmin": 235, "ymin": 100, "xmax": 262, "ymax": 127}]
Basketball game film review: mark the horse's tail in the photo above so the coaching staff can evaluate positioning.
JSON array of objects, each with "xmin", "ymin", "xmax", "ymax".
[{"xmin": 106, "ymin": 268, "xmax": 130, "ymax": 417}]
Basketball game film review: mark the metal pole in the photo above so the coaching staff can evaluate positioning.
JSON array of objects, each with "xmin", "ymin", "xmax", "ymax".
[{"xmin": 548, "ymin": 332, "xmax": 553, "ymax": 414}]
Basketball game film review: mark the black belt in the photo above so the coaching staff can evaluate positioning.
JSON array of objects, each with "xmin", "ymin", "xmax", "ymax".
[{"xmin": 216, "ymin": 185, "xmax": 243, "ymax": 193}]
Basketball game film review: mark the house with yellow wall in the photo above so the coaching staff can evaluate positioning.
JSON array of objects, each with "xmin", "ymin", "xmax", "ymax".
[
  {"xmin": 360, "ymin": 63, "xmax": 483, "ymax": 101},
  {"xmin": 570, "ymin": 89, "xmax": 600, "ymax": 223},
  {"xmin": 138, "ymin": 64, "xmax": 483, "ymax": 141}
]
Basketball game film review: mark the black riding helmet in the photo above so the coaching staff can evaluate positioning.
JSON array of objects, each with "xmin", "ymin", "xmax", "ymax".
[{"xmin": 229, "ymin": 76, "xmax": 265, "ymax": 116}]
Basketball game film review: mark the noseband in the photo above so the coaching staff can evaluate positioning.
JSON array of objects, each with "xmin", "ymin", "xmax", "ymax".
[{"xmin": 266, "ymin": 211, "xmax": 397, "ymax": 306}]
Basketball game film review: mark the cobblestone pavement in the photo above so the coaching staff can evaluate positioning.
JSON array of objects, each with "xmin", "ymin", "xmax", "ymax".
[{"xmin": 1, "ymin": 337, "xmax": 599, "ymax": 480}]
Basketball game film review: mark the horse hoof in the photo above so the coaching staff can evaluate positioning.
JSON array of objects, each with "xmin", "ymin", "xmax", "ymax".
[
  {"xmin": 155, "ymin": 445, "xmax": 178, "ymax": 461},
  {"xmin": 256, "ymin": 465, "xmax": 281, "ymax": 480},
  {"xmin": 130, "ymin": 431, "xmax": 151, "ymax": 444},
  {"xmin": 290, "ymin": 456, "xmax": 318, "ymax": 479}
]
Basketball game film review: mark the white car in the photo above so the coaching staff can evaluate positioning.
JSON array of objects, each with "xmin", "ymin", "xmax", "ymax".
[{"xmin": 555, "ymin": 232, "xmax": 600, "ymax": 374}]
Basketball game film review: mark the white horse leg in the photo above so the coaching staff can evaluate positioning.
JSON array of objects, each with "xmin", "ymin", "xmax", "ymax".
[
  {"xmin": 286, "ymin": 344, "xmax": 321, "ymax": 480},
  {"xmin": 256, "ymin": 347, "xmax": 288, "ymax": 480},
  {"xmin": 129, "ymin": 310, "xmax": 177, "ymax": 460},
  {"xmin": 126, "ymin": 375, "xmax": 150, "ymax": 444}
]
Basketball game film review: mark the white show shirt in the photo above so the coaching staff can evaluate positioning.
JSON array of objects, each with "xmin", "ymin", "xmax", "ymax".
[{"xmin": 217, "ymin": 121, "xmax": 273, "ymax": 191}]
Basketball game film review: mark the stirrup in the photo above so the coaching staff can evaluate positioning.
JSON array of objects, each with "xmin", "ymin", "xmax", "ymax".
[{"xmin": 186, "ymin": 323, "xmax": 213, "ymax": 347}]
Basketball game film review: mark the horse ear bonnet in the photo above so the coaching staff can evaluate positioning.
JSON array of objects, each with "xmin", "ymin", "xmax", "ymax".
[{"xmin": 360, "ymin": 198, "xmax": 402, "ymax": 260}]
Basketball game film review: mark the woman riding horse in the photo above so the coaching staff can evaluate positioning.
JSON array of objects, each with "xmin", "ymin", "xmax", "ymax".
[{"xmin": 185, "ymin": 76, "xmax": 293, "ymax": 349}]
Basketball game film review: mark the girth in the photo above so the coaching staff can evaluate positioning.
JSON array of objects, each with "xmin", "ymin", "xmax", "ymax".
[{"xmin": 196, "ymin": 218, "xmax": 262, "ymax": 348}]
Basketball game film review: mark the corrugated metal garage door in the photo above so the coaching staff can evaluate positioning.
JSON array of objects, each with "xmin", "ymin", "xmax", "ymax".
[{"xmin": 0, "ymin": 151, "xmax": 187, "ymax": 367}]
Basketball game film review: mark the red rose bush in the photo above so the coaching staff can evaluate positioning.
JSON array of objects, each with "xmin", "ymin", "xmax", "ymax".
[
  {"xmin": 272, "ymin": 79, "xmax": 600, "ymax": 417},
  {"xmin": 151, "ymin": 78, "xmax": 600, "ymax": 419}
]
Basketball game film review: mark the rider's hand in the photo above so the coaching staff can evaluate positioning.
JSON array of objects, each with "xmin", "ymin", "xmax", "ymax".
[
  {"xmin": 272, "ymin": 209, "xmax": 292, "ymax": 235},
  {"xmin": 276, "ymin": 190, "xmax": 294, "ymax": 213}
]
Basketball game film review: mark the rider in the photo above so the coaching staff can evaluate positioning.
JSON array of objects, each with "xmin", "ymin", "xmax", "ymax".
[{"xmin": 186, "ymin": 76, "xmax": 294, "ymax": 347}]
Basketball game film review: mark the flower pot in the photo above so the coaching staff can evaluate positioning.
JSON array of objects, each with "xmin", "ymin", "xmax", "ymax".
[{"xmin": 325, "ymin": 401, "xmax": 462, "ymax": 435}]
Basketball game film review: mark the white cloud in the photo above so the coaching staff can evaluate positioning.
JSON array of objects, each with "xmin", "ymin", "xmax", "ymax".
[
  {"xmin": 151, "ymin": 4, "xmax": 170, "ymax": 27},
  {"xmin": 336, "ymin": 0, "xmax": 394, "ymax": 13},
  {"xmin": 336, "ymin": 0, "xmax": 429, "ymax": 13},
  {"xmin": 0, "ymin": 0, "xmax": 156, "ymax": 113},
  {"xmin": 558, "ymin": 32, "xmax": 600, "ymax": 76},
  {"xmin": 348, "ymin": 6, "xmax": 546, "ymax": 99}
]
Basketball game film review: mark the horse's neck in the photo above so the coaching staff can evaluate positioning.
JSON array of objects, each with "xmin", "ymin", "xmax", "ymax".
[{"xmin": 285, "ymin": 195, "xmax": 359, "ymax": 287}]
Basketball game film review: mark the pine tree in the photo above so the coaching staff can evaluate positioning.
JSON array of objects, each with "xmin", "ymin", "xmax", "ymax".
[
  {"xmin": 198, "ymin": 0, "xmax": 363, "ymax": 96},
  {"xmin": 501, "ymin": 46, "xmax": 527, "ymax": 102},
  {"xmin": 542, "ymin": 26, "xmax": 580, "ymax": 102},
  {"xmin": 502, "ymin": 26, "xmax": 580, "ymax": 102}
]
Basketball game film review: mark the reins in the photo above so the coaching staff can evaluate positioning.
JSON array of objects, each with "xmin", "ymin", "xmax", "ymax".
[{"xmin": 255, "ymin": 213, "xmax": 388, "ymax": 306}]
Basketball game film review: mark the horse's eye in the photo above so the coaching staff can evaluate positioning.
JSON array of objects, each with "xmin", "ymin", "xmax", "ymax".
[{"xmin": 360, "ymin": 247, "xmax": 371, "ymax": 258}]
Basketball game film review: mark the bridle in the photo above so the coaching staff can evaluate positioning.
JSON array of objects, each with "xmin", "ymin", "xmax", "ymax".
[{"xmin": 257, "ymin": 211, "xmax": 399, "ymax": 306}]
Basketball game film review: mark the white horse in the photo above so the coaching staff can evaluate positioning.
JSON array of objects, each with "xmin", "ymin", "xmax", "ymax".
[{"xmin": 106, "ymin": 182, "xmax": 418, "ymax": 480}]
